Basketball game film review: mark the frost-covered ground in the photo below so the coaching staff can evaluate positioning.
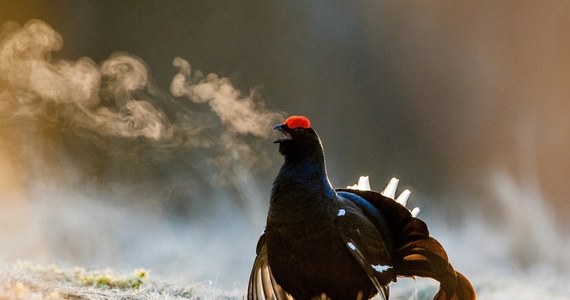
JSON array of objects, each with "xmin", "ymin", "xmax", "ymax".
[
  {"xmin": 1, "ymin": 262, "xmax": 569, "ymax": 300},
  {"xmin": 0, "ymin": 262, "xmax": 242, "ymax": 300}
]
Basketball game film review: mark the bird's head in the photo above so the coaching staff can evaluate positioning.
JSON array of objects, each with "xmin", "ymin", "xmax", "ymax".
[{"xmin": 273, "ymin": 116, "xmax": 324, "ymax": 161}]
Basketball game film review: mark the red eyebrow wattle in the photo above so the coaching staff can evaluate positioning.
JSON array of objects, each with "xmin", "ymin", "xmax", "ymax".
[{"xmin": 284, "ymin": 115, "xmax": 310, "ymax": 129}]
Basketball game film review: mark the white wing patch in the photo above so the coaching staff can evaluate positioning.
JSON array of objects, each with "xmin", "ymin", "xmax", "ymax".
[
  {"xmin": 371, "ymin": 264, "xmax": 392, "ymax": 273},
  {"xmin": 337, "ymin": 209, "xmax": 346, "ymax": 217},
  {"xmin": 342, "ymin": 239, "xmax": 389, "ymax": 300}
]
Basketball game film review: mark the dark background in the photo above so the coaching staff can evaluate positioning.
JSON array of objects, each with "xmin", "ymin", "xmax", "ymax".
[{"xmin": 1, "ymin": 0, "xmax": 569, "ymax": 290}]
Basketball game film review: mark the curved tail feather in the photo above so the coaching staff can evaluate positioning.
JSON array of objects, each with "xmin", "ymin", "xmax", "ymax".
[
  {"xmin": 393, "ymin": 237, "xmax": 476, "ymax": 300},
  {"xmin": 337, "ymin": 188, "xmax": 476, "ymax": 300}
]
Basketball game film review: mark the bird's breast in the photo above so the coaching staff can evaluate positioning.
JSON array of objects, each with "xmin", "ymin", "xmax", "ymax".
[
  {"xmin": 265, "ymin": 218, "xmax": 374, "ymax": 299},
  {"xmin": 265, "ymin": 196, "xmax": 375, "ymax": 299}
]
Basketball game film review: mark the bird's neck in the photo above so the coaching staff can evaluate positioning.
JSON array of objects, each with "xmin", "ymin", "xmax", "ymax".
[
  {"xmin": 281, "ymin": 156, "xmax": 332, "ymax": 182},
  {"xmin": 269, "ymin": 157, "xmax": 336, "ymax": 223}
]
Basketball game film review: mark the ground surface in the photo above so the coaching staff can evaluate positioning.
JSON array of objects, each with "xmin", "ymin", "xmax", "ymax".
[
  {"xmin": 0, "ymin": 262, "xmax": 240, "ymax": 300},
  {"xmin": 1, "ymin": 262, "xmax": 569, "ymax": 300}
]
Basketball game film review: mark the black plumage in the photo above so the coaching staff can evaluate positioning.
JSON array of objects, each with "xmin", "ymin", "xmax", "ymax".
[{"xmin": 248, "ymin": 116, "xmax": 476, "ymax": 300}]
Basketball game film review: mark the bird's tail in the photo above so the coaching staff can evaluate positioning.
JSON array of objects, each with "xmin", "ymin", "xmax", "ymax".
[
  {"xmin": 392, "ymin": 234, "xmax": 476, "ymax": 300},
  {"xmin": 337, "ymin": 188, "xmax": 476, "ymax": 300}
]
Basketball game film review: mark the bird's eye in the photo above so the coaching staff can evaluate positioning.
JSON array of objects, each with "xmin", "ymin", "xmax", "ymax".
[{"xmin": 295, "ymin": 128, "xmax": 305, "ymax": 135}]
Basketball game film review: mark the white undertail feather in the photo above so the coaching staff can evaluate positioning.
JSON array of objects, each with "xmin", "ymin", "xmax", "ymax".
[
  {"xmin": 382, "ymin": 177, "xmax": 399, "ymax": 198},
  {"xmin": 410, "ymin": 207, "xmax": 420, "ymax": 217},
  {"xmin": 348, "ymin": 176, "xmax": 420, "ymax": 216},
  {"xmin": 346, "ymin": 175, "xmax": 371, "ymax": 190},
  {"xmin": 395, "ymin": 189, "xmax": 411, "ymax": 207}
]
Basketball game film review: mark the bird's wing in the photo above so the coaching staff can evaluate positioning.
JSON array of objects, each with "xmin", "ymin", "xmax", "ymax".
[
  {"xmin": 334, "ymin": 194, "xmax": 394, "ymax": 300},
  {"xmin": 248, "ymin": 231, "xmax": 293, "ymax": 300},
  {"xmin": 337, "ymin": 188, "xmax": 477, "ymax": 300}
]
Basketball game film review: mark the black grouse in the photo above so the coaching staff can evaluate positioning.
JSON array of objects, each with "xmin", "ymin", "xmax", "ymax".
[{"xmin": 248, "ymin": 116, "xmax": 476, "ymax": 300}]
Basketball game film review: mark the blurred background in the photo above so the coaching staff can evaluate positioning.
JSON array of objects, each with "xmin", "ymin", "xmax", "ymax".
[{"xmin": 1, "ymin": 1, "xmax": 569, "ymax": 297}]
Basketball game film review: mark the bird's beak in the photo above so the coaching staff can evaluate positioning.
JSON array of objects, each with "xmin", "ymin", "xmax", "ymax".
[{"xmin": 273, "ymin": 124, "xmax": 292, "ymax": 143}]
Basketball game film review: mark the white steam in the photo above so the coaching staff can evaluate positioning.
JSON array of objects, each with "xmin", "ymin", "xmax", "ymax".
[
  {"xmin": 0, "ymin": 20, "xmax": 282, "ymax": 169},
  {"xmin": 170, "ymin": 56, "xmax": 282, "ymax": 137},
  {"xmin": 0, "ymin": 21, "xmax": 168, "ymax": 141}
]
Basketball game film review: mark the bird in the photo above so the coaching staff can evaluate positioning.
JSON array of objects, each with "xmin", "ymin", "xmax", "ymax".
[{"xmin": 248, "ymin": 115, "xmax": 476, "ymax": 300}]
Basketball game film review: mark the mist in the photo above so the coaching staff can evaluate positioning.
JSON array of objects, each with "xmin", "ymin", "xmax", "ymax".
[
  {"xmin": 1, "ymin": 2, "xmax": 570, "ymax": 298},
  {"xmin": 0, "ymin": 19, "xmax": 280, "ymax": 287}
]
